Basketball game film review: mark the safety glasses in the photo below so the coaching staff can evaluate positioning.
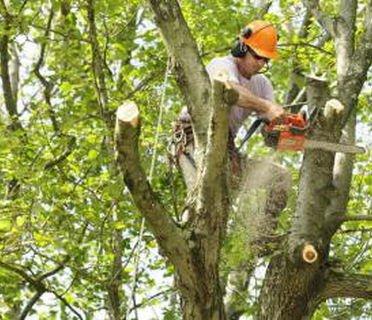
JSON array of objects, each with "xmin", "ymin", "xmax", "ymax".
[{"xmin": 247, "ymin": 47, "xmax": 270, "ymax": 63}]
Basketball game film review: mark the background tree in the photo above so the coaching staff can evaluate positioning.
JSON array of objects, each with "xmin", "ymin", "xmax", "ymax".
[{"xmin": 0, "ymin": 0, "xmax": 371, "ymax": 319}]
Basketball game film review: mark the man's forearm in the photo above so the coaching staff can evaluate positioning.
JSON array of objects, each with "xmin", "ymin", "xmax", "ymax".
[
  {"xmin": 229, "ymin": 81, "xmax": 271, "ymax": 113},
  {"xmin": 228, "ymin": 81, "xmax": 283, "ymax": 120}
]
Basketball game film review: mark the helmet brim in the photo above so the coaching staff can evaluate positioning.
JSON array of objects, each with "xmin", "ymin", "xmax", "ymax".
[{"xmin": 249, "ymin": 45, "xmax": 279, "ymax": 60}]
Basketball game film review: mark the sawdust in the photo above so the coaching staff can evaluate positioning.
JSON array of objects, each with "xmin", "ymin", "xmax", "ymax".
[{"xmin": 232, "ymin": 156, "xmax": 291, "ymax": 249}]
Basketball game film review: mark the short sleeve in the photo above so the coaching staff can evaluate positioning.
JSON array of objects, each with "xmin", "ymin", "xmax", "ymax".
[{"xmin": 206, "ymin": 57, "xmax": 240, "ymax": 84}]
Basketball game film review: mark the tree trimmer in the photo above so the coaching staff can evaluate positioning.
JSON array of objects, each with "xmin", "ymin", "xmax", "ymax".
[{"xmin": 239, "ymin": 112, "xmax": 366, "ymax": 154}]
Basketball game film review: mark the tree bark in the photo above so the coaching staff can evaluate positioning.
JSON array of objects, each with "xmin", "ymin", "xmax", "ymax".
[
  {"xmin": 115, "ymin": 80, "xmax": 236, "ymax": 319},
  {"xmin": 258, "ymin": 255, "xmax": 325, "ymax": 320}
]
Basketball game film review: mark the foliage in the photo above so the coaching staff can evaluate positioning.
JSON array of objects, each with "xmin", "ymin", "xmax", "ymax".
[{"xmin": 0, "ymin": 0, "xmax": 370, "ymax": 319}]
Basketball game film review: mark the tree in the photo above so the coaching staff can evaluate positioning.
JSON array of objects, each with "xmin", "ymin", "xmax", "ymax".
[
  {"xmin": 116, "ymin": 0, "xmax": 372, "ymax": 319},
  {"xmin": 0, "ymin": 0, "xmax": 371, "ymax": 319}
]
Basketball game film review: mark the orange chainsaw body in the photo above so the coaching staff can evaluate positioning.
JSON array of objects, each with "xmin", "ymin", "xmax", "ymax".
[{"xmin": 264, "ymin": 113, "xmax": 309, "ymax": 151}]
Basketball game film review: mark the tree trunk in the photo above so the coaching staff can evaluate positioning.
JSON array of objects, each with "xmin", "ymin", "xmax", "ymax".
[
  {"xmin": 181, "ymin": 274, "xmax": 226, "ymax": 320},
  {"xmin": 258, "ymin": 255, "xmax": 323, "ymax": 320}
]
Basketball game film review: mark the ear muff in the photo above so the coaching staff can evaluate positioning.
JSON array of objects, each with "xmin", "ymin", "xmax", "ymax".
[
  {"xmin": 230, "ymin": 27, "xmax": 252, "ymax": 57},
  {"xmin": 231, "ymin": 38, "xmax": 248, "ymax": 57}
]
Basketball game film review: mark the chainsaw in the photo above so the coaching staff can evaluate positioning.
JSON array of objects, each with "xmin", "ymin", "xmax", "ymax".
[{"xmin": 239, "ymin": 112, "xmax": 365, "ymax": 154}]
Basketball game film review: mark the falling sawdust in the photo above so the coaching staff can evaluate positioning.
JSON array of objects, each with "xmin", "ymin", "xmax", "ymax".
[{"xmin": 232, "ymin": 156, "xmax": 291, "ymax": 247}]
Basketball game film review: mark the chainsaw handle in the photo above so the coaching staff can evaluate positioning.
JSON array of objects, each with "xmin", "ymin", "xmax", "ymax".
[{"xmin": 237, "ymin": 118, "xmax": 264, "ymax": 150}]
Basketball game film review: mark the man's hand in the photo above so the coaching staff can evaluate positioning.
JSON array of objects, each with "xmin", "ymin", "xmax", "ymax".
[{"xmin": 263, "ymin": 103, "xmax": 284, "ymax": 121}]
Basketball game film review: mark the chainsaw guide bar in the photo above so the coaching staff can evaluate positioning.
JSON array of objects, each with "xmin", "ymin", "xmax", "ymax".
[{"xmin": 262, "ymin": 113, "xmax": 366, "ymax": 155}]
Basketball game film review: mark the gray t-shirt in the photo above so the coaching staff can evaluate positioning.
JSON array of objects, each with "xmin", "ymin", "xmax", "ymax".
[{"xmin": 206, "ymin": 55, "xmax": 274, "ymax": 136}]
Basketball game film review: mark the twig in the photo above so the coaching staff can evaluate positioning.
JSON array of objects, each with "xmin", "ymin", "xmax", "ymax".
[
  {"xmin": 18, "ymin": 0, "xmax": 29, "ymax": 14},
  {"xmin": 339, "ymin": 228, "xmax": 372, "ymax": 234},
  {"xmin": 50, "ymin": 289, "xmax": 84, "ymax": 320},
  {"xmin": 279, "ymin": 42, "xmax": 333, "ymax": 55},
  {"xmin": 340, "ymin": 215, "xmax": 372, "ymax": 222},
  {"xmin": 44, "ymin": 136, "xmax": 77, "ymax": 170}
]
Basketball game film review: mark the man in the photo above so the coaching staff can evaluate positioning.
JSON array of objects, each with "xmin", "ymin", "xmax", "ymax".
[
  {"xmin": 207, "ymin": 20, "xmax": 284, "ymax": 135},
  {"xmin": 175, "ymin": 20, "xmax": 287, "ymax": 186},
  {"xmin": 173, "ymin": 20, "xmax": 290, "ymax": 247}
]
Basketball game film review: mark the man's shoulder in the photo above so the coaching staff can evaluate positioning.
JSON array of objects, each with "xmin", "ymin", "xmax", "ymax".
[
  {"xmin": 207, "ymin": 56, "xmax": 236, "ymax": 69},
  {"xmin": 206, "ymin": 56, "xmax": 240, "ymax": 83}
]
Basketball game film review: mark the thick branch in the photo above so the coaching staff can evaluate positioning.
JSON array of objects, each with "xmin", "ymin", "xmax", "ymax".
[
  {"xmin": 288, "ymin": 77, "xmax": 335, "ymax": 264},
  {"xmin": 115, "ymin": 102, "xmax": 197, "ymax": 292},
  {"xmin": 195, "ymin": 80, "xmax": 236, "ymax": 263},
  {"xmin": 321, "ymin": 270, "xmax": 372, "ymax": 300},
  {"xmin": 334, "ymin": 0, "xmax": 357, "ymax": 78},
  {"xmin": 323, "ymin": 112, "xmax": 356, "ymax": 234},
  {"xmin": 148, "ymin": 0, "xmax": 211, "ymax": 149},
  {"xmin": 200, "ymin": 80, "xmax": 236, "ymax": 195}
]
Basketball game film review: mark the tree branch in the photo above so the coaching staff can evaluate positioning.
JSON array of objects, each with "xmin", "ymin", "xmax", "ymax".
[
  {"xmin": 284, "ymin": 8, "xmax": 311, "ymax": 105},
  {"xmin": 338, "ymin": 215, "xmax": 372, "ymax": 222},
  {"xmin": 0, "ymin": 257, "xmax": 70, "ymax": 319},
  {"xmin": 38, "ymin": 256, "xmax": 70, "ymax": 281},
  {"xmin": 86, "ymin": 0, "xmax": 111, "ymax": 126},
  {"xmin": 44, "ymin": 136, "xmax": 76, "ymax": 170},
  {"xmin": 0, "ymin": 261, "xmax": 42, "ymax": 289},
  {"xmin": 9, "ymin": 43, "xmax": 20, "ymax": 104},
  {"xmin": 147, "ymin": 0, "xmax": 211, "ymax": 149},
  {"xmin": 321, "ymin": 270, "xmax": 372, "ymax": 300},
  {"xmin": 129, "ymin": 289, "xmax": 174, "ymax": 313},
  {"xmin": 339, "ymin": 0, "xmax": 372, "ymax": 126},
  {"xmin": 115, "ymin": 101, "xmax": 197, "ymax": 293},
  {"xmin": 288, "ymin": 77, "xmax": 335, "ymax": 264},
  {"xmin": 50, "ymin": 289, "xmax": 84, "ymax": 320},
  {"xmin": 20, "ymin": 291, "xmax": 45, "ymax": 320},
  {"xmin": 0, "ymin": 7, "xmax": 22, "ymax": 130},
  {"xmin": 323, "ymin": 111, "xmax": 356, "ymax": 236},
  {"xmin": 33, "ymin": 6, "xmax": 60, "ymax": 133},
  {"xmin": 199, "ymin": 80, "xmax": 236, "ymax": 196},
  {"xmin": 194, "ymin": 80, "xmax": 236, "ymax": 260}
]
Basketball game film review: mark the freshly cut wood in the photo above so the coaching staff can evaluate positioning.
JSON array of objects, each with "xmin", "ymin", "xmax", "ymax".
[
  {"xmin": 117, "ymin": 101, "xmax": 139, "ymax": 127},
  {"xmin": 302, "ymin": 243, "xmax": 318, "ymax": 263}
]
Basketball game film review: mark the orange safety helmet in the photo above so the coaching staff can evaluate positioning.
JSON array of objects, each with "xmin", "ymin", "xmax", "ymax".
[{"xmin": 241, "ymin": 20, "xmax": 279, "ymax": 59}]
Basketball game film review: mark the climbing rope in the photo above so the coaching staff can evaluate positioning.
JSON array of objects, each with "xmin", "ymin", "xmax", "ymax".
[{"xmin": 126, "ymin": 58, "xmax": 171, "ymax": 319}]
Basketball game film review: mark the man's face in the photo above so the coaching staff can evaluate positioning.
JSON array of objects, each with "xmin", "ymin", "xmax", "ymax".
[{"xmin": 237, "ymin": 49, "xmax": 269, "ymax": 78}]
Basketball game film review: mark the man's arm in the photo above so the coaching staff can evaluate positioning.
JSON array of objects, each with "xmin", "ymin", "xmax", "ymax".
[{"xmin": 228, "ymin": 81, "xmax": 284, "ymax": 121}]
